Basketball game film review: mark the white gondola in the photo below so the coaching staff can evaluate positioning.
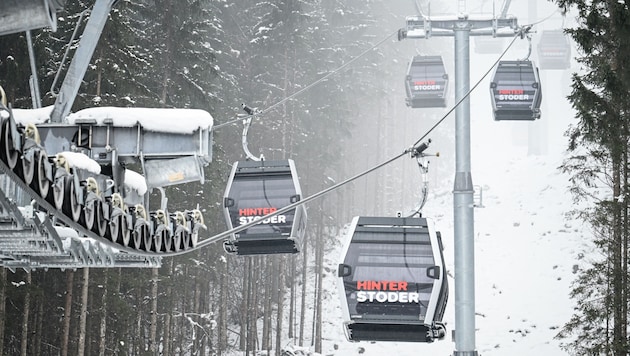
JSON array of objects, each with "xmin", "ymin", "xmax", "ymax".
[
  {"xmin": 489, "ymin": 60, "xmax": 542, "ymax": 121},
  {"xmin": 337, "ymin": 216, "xmax": 448, "ymax": 342},
  {"xmin": 223, "ymin": 159, "xmax": 307, "ymax": 255}
]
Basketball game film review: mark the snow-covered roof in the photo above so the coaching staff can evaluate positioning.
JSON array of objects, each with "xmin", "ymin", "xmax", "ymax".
[
  {"xmin": 12, "ymin": 105, "xmax": 54, "ymax": 125},
  {"xmin": 67, "ymin": 107, "xmax": 214, "ymax": 134}
]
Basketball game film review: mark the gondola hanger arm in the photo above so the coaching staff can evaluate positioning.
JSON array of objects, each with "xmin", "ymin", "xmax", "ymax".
[
  {"xmin": 517, "ymin": 25, "xmax": 534, "ymax": 61},
  {"xmin": 405, "ymin": 139, "xmax": 439, "ymax": 218},
  {"xmin": 240, "ymin": 103, "xmax": 262, "ymax": 161}
]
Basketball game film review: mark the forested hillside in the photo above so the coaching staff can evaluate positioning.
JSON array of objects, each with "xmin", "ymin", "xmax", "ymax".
[
  {"xmin": 1, "ymin": 0, "xmax": 629, "ymax": 355},
  {"xmin": 0, "ymin": 1, "xmax": 430, "ymax": 355}
]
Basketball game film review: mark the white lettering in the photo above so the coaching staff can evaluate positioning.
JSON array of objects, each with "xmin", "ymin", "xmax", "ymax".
[
  {"xmin": 375, "ymin": 292, "xmax": 388, "ymax": 302},
  {"xmin": 357, "ymin": 291, "xmax": 367, "ymax": 302},
  {"xmin": 414, "ymin": 84, "xmax": 441, "ymax": 90},
  {"xmin": 399, "ymin": 292, "xmax": 408, "ymax": 303},
  {"xmin": 238, "ymin": 215, "xmax": 287, "ymax": 225},
  {"xmin": 499, "ymin": 94, "xmax": 530, "ymax": 100},
  {"xmin": 354, "ymin": 291, "xmax": 420, "ymax": 303},
  {"xmin": 408, "ymin": 292, "xmax": 419, "ymax": 303}
]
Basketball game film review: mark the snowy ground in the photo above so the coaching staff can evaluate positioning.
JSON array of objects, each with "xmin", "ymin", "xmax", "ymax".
[{"xmin": 312, "ymin": 62, "xmax": 587, "ymax": 355}]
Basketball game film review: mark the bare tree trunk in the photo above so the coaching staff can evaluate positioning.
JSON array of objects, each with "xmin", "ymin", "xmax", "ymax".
[
  {"xmin": 0, "ymin": 268, "xmax": 7, "ymax": 356},
  {"xmin": 288, "ymin": 256, "xmax": 296, "ymax": 339},
  {"xmin": 77, "ymin": 268, "xmax": 89, "ymax": 356},
  {"xmin": 149, "ymin": 267, "xmax": 159, "ymax": 354},
  {"xmin": 160, "ymin": 0, "xmax": 174, "ymax": 106},
  {"xmin": 98, "ymin": 271, "xmax": 108, "ymax": 356},
  {"xmin": 314, "ymin": 223, "xmax": 323, "ymax": 353},
  {"xmin": 218, "ymin": 257, "xmax": 228, "ymax": 355},
  {"xmin": 240, "ymin": 258, "xmax": 249, "ymax": 351},
  {"xmin": 20, "ymin": 272, "xmax": 31, "ymax": 356},
  {"xmin": 61, "ymin": 270, "xmax": 74, "ymax": 356},
  {"xmin": 164, "ymin": 260, "xmax": 174, "ymax": 356},
  {"xmin": 246, "ymin": 257, "xmax": 258, "ymax": 354},
  {"xmin": 623, "ymin": 147, "xmax": 628, "ymax": 346},
  {"xmin": 193, "ymin": 270, "xmax": 201, "ymax": 354},
  {"xmin": 262, "ymin": 258, "xmax": 272, "ymax": 352},
  {"xmin": 299, "ymin": 234, "xmax": 308, "ymax": 346},
  {"xmin": 275, "ymin": 256, "xmax": 284, "ymax": 356},
  {"xmin": 34, "ymin": 291, "xmax": 44, "ymax": 356},
  {"xmin": 135, "ymin": 287, "xmax": 143, "ymax": 355}
]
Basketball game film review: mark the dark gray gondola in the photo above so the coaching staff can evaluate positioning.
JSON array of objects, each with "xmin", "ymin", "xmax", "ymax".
[
  {"xmin": 223, "ymin": 159, "xmax": 307, "ymax": 255},
  {"xmin": 489, "ymin": 60, "xmax": 542, "ymax": 121},
  {"xmin": 537, "ymin": 29, "xmax": 571, "ymax": 70},
  {"xmin": 337, "ymin": 216, "xmax": 448, "ymax": 343},
  {"xmin": 405, "ymin": 55, "xmax": 449, "ymax": 108}
]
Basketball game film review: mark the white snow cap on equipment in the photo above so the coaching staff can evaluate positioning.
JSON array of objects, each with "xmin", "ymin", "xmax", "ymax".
[
  {"xmin": 124, "ymin": 169, "xmax": 148, "ymax": 195},
  {"xmin": 13, "ymin": 106, "xmax": 54, "ymax": 125},
  {"xmin": 59, "ymin": 151, "xmax": 101, "ymax": 174},
  {"xmin": 66, "ymin": 106, "xmax": 214, "ymax": 134}
]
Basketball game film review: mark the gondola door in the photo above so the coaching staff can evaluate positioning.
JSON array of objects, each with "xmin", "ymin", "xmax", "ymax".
[
  {"xmin": 223, "ymin": 159, "xmax": 307, "ymax": 255},
  {"xmin": 337, "ymin": 216, "xmax": 448, "ymax": 342}
]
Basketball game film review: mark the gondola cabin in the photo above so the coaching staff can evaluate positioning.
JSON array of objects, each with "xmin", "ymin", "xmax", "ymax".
[
  {"xmin": 337, "ymin": 216, "xmax": 448, "ymax": 342},
  {"xmin": 405, "ymin": 55, "xmax": 449, "ymax": 108},
  {"xmin": 223, "ymin": 159, "xmax": 307, "ymax": 255},
  {"xmin": 537, "ymin": 29, "xmax": 571, "ymax": 70},
  {"xmin": 489, "ymin": 60, "xmax": 542, "ymax": 121}
]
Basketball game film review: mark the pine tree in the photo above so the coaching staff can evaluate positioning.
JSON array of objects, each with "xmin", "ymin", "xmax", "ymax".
[{"xmin": 554, "ymin": 1, "xmax": 630, "ymax": 354}]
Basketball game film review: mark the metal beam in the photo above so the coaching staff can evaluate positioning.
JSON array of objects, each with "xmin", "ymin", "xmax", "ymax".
[
  {"xmin": 399, "ymin": 12, "xmax": 523, "ymax": 356},
  {"xmin": 50, "ymin": 0, "xmax": 117, "ymax": 123}
]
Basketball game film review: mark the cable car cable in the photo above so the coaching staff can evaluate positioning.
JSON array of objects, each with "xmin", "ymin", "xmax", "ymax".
[
  {"xmin": 411, "ymin": 31, "xmax": 520, "ymax": 148},
  {"xmin": 142, "ymin": 31, "xmax": 524, "ymax": 257},
  {"xmin": 141, "ymin": 28, "xmax": 531, "ymax": 257},
  {"xmin": 191, "ymin": 33, "xmax": 525, "ymax": 253},
  {"xmin": 213, "ymin": 30, "xmax": 400, "ymax": 130}
]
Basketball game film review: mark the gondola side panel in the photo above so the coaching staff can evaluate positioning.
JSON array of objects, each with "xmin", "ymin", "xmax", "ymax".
[
  {"xmin": 337, "ymin": 216, "xmax": 448, "ymax": 342},
  {"xmin": 405, "ymin": 56, "xmax": 449, "ymax": 108},
  {"xmin": 222, "ymin": 159, "xmax": 306, "ymax": 255},
  {"xmin": 490, "ymin": 60, "xmax": 542, "ymax": 121}
]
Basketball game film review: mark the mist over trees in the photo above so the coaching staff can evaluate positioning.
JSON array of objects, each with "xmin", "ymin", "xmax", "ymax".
[
  {"xmin": 0, "ymin": 0, "xmax": 417, "ymax": 355},
  {"xmin": 1, "ymin": 0, "xmax": 626, "ymax": 355}
]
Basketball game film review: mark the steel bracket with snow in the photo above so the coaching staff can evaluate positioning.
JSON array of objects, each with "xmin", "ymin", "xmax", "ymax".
[{"xmin": 337, "ymin": 216, "xmax": 448, "ymax": 343}]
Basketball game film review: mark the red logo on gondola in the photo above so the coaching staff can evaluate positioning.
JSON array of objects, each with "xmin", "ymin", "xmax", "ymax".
[
  {"xmin": 238, "ymin": 207, "xmax": 287, "ymax": 225},
  {"xmin": 413, "ymin": 80, "xmax": 441, "ymax": 90},
  {"xmin": 355, "ymin": 280, "xmax": 420, "ymax": 303}
]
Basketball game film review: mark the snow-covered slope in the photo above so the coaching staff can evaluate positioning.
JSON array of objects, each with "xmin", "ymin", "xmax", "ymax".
[{"xmin": 317, "ymin": 61, "xmax": 587, "ymax": 355}]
